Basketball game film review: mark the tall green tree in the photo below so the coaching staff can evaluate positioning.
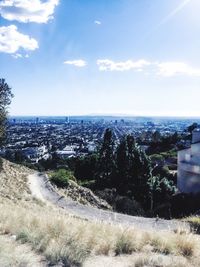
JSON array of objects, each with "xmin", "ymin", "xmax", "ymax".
[
  {"xmin": 148, "ymin": 174, "xmax": 176, "ymax": 211},
  {"xmin": 187, "ymin": 123, "xmax": 198, "ymax": 134},
  {"xmin": 126, "ymin": 135, "xmax": 151, "ymax": 203},
  {"xmin": 74, "ymin": 154, "xmax": 98, "ymax": 181},
  {"xmin": 0, "ymin": 79, "xmax": 13, "ymax": 146},
  {"xmin": 114, "ymin": 135, "xmax": 151, "ymax": 203},
  {"xmin": 97, "ymin": 128, "xmax": 115, "ymax": 187},
  {"xmin": 112, "ymin": 137, "xmax": 129, "ymax": 191}
]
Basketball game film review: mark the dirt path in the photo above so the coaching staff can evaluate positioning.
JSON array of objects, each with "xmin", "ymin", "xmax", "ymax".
[
  {"xmin": 28, "ymin": 173, "xmax": 187, "ymax": 231},
  {"xmin": 28, "ymin": 173, "xmax": 47, "ymax": 202}
]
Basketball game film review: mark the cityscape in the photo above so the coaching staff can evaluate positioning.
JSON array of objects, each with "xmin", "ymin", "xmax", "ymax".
[{"xmin": 2, "ymin": 116, "xmax": 199, "ymax": 165}]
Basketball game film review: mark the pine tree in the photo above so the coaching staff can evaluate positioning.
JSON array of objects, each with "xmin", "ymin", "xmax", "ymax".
[
  {"xmin": 114, "ymin": 135, "xmax": 151, "ymax": 203},
  {"xmin": 97, "ymin": 128, "xmax": 115, "ymax": 187},
  {"xmin": 114, "ymin": 137, "xmax": 128, "ymax": 191},
  {"xmin": 0, "ymin": 79, "xmax": 13, "ymax": 146}
]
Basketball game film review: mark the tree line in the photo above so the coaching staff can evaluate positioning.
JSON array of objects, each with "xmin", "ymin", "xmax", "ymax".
[{"xmin": 71, "ymin": 128, "xmax": 176, "ymax": 211}]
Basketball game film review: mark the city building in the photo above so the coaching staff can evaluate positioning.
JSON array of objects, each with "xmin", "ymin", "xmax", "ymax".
[
  {"xmin": 56, "ymin": 145, "xmax": 76, "ymax": 159},
  {"xmin": 178, "ymin": 129, "xmax": 200, "ymax": 193},
  {"xmin": 22, "ymin": 145, "xmax": 48, "ymax": 163}
]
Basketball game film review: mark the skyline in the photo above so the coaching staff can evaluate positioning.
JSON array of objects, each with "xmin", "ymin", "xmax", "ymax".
[{"xmin": 1, "ymin": 0, "xmax": 200, "ymax": 116}]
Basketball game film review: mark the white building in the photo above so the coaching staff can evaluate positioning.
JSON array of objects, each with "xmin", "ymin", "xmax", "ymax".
[
  {"xmin": 56, "ymin": 145, "xmax": 76, "ymax": 159},
  {"xmin": 87, "ymin": 142, "xmax": 96, "ymax": 153},
  {"xmin": 22, "ymin": 145, "xmax": 48, "ymax": 163},
  {"xmin": 178, "ymin": 129, "xmax": 200, "ymax": 193}
]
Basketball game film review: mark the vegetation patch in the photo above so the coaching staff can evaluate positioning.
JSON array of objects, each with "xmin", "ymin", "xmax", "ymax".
[
  {"xmin": 50, "ymin": 169, "xmax": 75, "ymax": 188},
  {"xmin": 184, "ymin": 216, "xmax": 200, "ymax": 234},
  {"xmin": 0, "ymin": 234, "xmax": 44, "ymax": 267},
  {"xmin": 115, "ymin": 232, "xmax": 138, "ymax": 255}
]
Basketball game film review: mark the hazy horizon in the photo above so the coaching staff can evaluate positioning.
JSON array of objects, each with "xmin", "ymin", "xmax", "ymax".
[{"xmin": 8, "ymin": 114, "xmax": 200, "ymax": 120}]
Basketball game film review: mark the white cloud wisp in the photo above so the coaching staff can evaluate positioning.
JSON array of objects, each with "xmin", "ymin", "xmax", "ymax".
[
  {"xmin": 64, "ymin": 59, "xmax": 87, "ymax": 67},
  {"xmin": 94, "ymin": 20, "xmax": 101, "ymax": 25},
  {"xmin": 97, "ymin": 58, "xmax": 200, "ymax": 77},
  {"xmin": 97, "ymin": 59, "xmax": 151, "ymax": 71},
  {"xmin": 0, "ymin": 0, "xmax": 59, "ymax": 23},
  {"xmin": 157, "ymin": 62, "xmax": 200, "ymax": 77}
]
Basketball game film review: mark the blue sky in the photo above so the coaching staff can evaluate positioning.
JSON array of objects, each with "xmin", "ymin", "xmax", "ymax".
[{"xmin": 0, "ymin": 0, "xmax": 200, "ymax": 116}]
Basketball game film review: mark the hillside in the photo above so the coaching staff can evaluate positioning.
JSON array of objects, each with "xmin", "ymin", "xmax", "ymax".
[
  {"xmin": 0, "ymin": 159, "xmax": 32, "ymax": 201},
  {"xmin": 0, "ymin": 158, "xmax": 200, "ymax": 267}
]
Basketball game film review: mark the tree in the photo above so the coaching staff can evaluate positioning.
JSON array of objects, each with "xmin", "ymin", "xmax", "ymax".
[
  {"xmin": 127, "ymin": 136, "xmax": 151, "ymax": 204},
  {"xmin": 14, "ymin": 150, "xmax": 25, "ymax": 163},
  {"xmin": 74, "ymin": 154, "xmax": 98, "ymax": 181},
  {"xmin": 97, "ymin": 128, "xmax": 115, "ymax": 187},
  {"xmin": 0, "ymin": 79, "xmax": 13, "ymax": 146},
  {"xmin": 114, "ymin": 135, "xmax": 151, "ymax": 203},
  {"xmin": 187, "ymin": 123, "xmax": 198, "ymax": 134},
  {"xmin": 148, "ymin": 174, "xmax": 176, "ymax": 211},
  {"xmin": 114, "ymin": 137, "xmax": 128, "ymax": 190}
]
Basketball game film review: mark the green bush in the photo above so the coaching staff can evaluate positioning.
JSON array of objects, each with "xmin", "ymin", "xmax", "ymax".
[
  {"xmin": 50, "ymin": 169, "xmax": 73, "ymax": 188},
  {"xmin": 150, "ymin": 154, "xmax": 164, "ymax": 162}
]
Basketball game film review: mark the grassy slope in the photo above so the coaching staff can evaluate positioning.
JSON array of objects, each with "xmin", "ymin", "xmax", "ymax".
[
  {"xmin": 0, "ymin": 159, "xmax": 200, "ymax": 267},
  {"xmin": 0, "ymin": 235, "xmax": 45, "ymax": 267}
]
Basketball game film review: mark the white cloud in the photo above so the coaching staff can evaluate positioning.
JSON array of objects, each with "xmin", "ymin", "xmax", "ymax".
[
  {"xmin": 0, "ymin": 0, "xmax": 59, "ymax": 23},
  {"xmin": 0, "ymin": 25, "xmax": 38, "ymax": 54},
  {"xmin": 12, "ymin": 53, "xmax": 22, "ymax": 58},
  {"xmin": 96, "ymin": 58, "xmax": 200, "ymax": 77},
  {"xmin": 97, "ymin": 59, "xmax": 151, "ymax": 71},
  {"xmin": 64, "ymin": 59, "xmax": 87, "ymax": 67},
  {"xmin": 94, "ymin": 20, "xmax": 101, "ymax": 25},
  {"xmin": 157, "ymin": 62, "xmax": 200, "ymax": 77}
]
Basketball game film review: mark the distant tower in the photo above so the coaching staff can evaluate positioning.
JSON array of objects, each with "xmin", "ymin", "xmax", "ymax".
[
  {"xmin": 36, "ymin": 117, "xmax": 39, "ymax": 124},
  {"xmin": 65, "ymin": 116, "xmax": 70, "ymax": 124}
]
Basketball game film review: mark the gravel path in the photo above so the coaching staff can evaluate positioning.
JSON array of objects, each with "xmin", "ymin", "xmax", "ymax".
[{"xmin": 28, "ymin": 173, "xmax": 187, "ymax": 231}]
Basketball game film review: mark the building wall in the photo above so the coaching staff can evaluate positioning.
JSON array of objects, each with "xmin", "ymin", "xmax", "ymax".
[
  {"xmin": 192, "ymin": 130, "xmax": 200, "ymax": 144},
  {"xmin": 178, "ymin": 143, "xmax": 200, "ymax": 193}
]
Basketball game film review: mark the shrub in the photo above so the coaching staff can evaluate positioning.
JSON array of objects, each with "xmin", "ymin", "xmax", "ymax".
[
  {"xmin": 115, "ymin": 233, "xmax": 138, "ymax": 255},
  {"xmin": 150, "ymin": 154, "xmax": 164, "ymax": 162},
  {"xmin": 50, "ymin": 169, "xmax": 73, "ymax": 188},
  {"xmin": 176, "ymin": 235, "xmax": 196, "ymax": 257}
]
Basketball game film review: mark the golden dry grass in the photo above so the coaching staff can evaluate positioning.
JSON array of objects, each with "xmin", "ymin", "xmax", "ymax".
[
  {"xmin": 0, "ymin": 234, "xmax": 45, "ymax": 267},
  {"xmin": 0, "ymin": 159, "xmax": 32, "ymax": 201},
  {"xmin": 185, "ymin": 216, "xmax": 200, "ymax": 229},
  {"xmin": 0, "ymin": 158, "xmax": 200, "ymax": 267},
  {"xmin": 0, "ymin": 200, "xmax": 199, "ymax": 266}
]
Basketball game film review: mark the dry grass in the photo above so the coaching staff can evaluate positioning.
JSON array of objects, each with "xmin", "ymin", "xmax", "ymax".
[
  {"xmin": 185, "ymin": 216, "xmax": 200, "ymax": 231},
  {"xmin": 0, "ymin": 159, "xmax": 32, "ymax": 201},
  {"xmin": 0, "ymin": 158, "xmax": 200, "ymax": 267},
  {"xmin": 0, "ymin": 234, "xmax": 45, "ymax": 267},
  {"xmin": 84, "ymin": 253, "xmax": 190, "ymax": 267},
  {"xmin": 186, "ymin": 216, "xmax": 200, "ymax": 224},
  {"xmin": 0, "ymin": 200, "xmax": 199, "ymax": 266}
]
